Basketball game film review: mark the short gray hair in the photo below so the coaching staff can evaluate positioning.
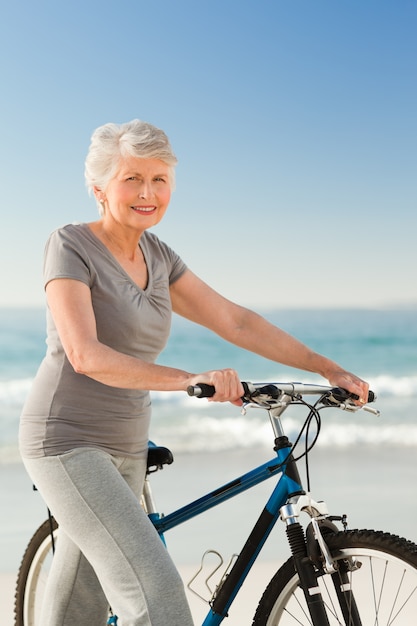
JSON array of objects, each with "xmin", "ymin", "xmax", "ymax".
[{"xmin": 85, "ymin": 119, "xmax": 178, "ymax": 214}]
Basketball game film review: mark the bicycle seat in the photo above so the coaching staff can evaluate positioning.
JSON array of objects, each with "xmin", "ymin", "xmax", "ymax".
[{"xmin": 147, "ymin": 444, "xmax": 174, "ymax": 473}]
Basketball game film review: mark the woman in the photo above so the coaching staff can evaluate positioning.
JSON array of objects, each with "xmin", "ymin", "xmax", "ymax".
[{"xmin": 19, "ymin": 119, "xmax": 369, "ymax": 626}]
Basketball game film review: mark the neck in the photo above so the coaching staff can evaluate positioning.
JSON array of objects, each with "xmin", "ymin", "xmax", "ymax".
[{"xmin": 90, "ymin": 220, "xmax": 142, "ymax": 260}]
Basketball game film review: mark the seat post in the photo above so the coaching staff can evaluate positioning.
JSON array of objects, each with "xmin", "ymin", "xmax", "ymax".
[{"xmin": 141, "ymin": 477, "xmax": 157, "ymax": 514}]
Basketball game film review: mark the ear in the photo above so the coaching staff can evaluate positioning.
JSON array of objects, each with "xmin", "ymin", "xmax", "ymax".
[{"xmin": 93, "ymin": 186, "xmax": 105, "ymax": 203}]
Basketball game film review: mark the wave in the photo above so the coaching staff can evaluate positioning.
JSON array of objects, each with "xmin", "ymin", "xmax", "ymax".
[
  {"xmin": 1, "ymin": 373, "xmax": 416, "ymax": 463},
  {"xmin": 367, "ymin": 374, "xmax": 417, "ymax": 397},
  {"xmin": 150, "ymin": 416, "xmax": 417, "ymax": 454},
  {"xmin": 0, "ymin": 373, "xmax": 417, "ymax": 407},
  {"xmin": 0, "ymin": 378, "xmax": 33, "ymax": 405},
  {"xmin": 151, "ymin": 374, "xmax": 417, "ymax": 402},
  {"xmin": 3, "ymin": 413, "xmax": 417, "ymax": 464}
]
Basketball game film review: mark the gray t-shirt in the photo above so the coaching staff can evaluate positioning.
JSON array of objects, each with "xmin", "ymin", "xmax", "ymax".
[{"xmin": 19, "ymin": 223, "xmax": 187, "ymax": 459}]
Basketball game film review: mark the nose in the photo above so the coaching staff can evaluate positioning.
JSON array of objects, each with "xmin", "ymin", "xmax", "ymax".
[{"xmin": 138, "ymin": 181, "xmax": 153, "ymax": 199}]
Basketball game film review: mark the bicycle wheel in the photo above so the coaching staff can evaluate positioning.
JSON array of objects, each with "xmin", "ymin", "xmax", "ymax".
[
  {"xmin": 253, "ymin": 529, "xmax": 417, "ymax": 625},
  {"xmin": 14, "ymin": 518, "xmax": 58, "ymax": 626}
]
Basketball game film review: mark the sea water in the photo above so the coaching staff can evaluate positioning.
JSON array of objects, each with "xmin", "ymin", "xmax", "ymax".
[{"xmin": 0, "ymin": 307, "xmax": 416, "ymax": 461}]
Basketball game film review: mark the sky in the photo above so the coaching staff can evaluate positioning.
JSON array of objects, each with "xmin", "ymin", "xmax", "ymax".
[{"xmin": 0, "ymin": 0, "xmax": 416, "ymax": 310}]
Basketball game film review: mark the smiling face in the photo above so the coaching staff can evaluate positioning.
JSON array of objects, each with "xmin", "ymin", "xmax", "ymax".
[{"xmin": 96, "ymin": 156, "xmax": 172, "ymax": 233}]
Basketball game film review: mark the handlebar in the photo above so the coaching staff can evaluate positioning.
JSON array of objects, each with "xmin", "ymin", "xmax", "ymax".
[{"xmin": 187, "ymin": 381, "xmax": 376, "ymax": 405}]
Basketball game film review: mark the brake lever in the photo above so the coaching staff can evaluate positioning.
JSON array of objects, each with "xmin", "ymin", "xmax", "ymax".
[
  {"xmin": 325, "ymin": 398, "xmax": 380, "ymax": 417},
  {"xmin": 363, "ymin": 406, "xmax": 380, "ymax": 416},
  {"xmin": 241, "ymin": 400, "xmax": 280, "ymax": 415},
  {"xmin": 335, "ymin": 401, "xmax": 361, "ymax": 413}
]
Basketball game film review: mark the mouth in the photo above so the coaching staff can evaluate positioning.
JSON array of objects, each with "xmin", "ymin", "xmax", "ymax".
[{"xmin": 131, "ymin": 206, "xmax": 157, "ymax": 215}]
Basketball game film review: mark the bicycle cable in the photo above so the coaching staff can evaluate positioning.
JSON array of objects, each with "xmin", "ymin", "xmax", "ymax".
[
  {"xmin": 267, "ymin": 396, "xmax": 324, "ymax": 487},
  {"xmin": 297, "ymin": 392, "xmax": 347, "ymax": 491},
  {"xmin": 291, "ymin": 400, "xmax": 322, "ymax": 491}
]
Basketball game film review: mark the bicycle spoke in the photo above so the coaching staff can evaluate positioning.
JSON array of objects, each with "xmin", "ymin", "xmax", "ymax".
[
  {"xmin": 388, "ymin": 571, "xmax": 417, "ymax": 625},
  {"xmin": 283, "ymin": 596, "xmax": 312, "ymax": 625},
  {"xmin": 254, "ymin": 531, "xmax": 417, "ymax": 625}
]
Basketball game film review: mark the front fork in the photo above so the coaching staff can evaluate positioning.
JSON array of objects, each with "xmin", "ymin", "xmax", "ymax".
[
  {"xmin": 281, "ymin": 495, "xmax": 362, "ymax": 626},
  {"xmin": 281, "ymin": 496, "xmax": 333, "ymax": 626}
]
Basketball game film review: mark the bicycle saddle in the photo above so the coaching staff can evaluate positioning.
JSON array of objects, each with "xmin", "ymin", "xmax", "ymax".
[{"xmin": 147, "ymin": 444, "xmax": 174, "ymax": 473}]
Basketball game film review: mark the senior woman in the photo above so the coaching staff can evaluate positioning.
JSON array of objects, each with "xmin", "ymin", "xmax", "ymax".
[{"xmin": 19, "ymin": 119, "xmax": 369, "ymax": 626}]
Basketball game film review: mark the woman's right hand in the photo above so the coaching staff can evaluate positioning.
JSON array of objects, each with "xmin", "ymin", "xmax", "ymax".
[{"xmin": 188, "ymin": 369, "xmax": 244, "ymax": 405}]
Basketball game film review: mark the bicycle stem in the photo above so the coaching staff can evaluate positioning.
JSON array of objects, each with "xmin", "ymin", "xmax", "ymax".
[
  {"xmin": 242, "ymin": 393, "xmax": 293, "ymax": 439},
  {"xmin": 268, "ymin": 394, "xmax": 294, "ymax": 438}
]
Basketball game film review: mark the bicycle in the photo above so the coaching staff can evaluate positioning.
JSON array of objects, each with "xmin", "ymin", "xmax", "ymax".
[{"xmin": 14, "ymin": 381, "xmax": 417, "ymax": 625}]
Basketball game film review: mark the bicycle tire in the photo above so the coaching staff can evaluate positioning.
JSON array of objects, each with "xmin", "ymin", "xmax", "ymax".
[
  {"xmin": 252, "ymin": 529, "xmax": 417, "ymax": 625},
  {"xmin": 14, "ymin": 517, "xmax": 58, "ymax": 626}
]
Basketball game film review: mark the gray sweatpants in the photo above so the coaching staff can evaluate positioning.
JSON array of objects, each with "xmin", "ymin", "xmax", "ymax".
[{"xmin": 22, "ymin": 447, "xmax": 194, "ymax": 626}]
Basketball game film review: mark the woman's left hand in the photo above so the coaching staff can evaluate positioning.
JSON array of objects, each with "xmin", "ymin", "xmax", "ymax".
[{"xmin": 326, "ymin": 369, "xmax": 370, "ymax": 405}]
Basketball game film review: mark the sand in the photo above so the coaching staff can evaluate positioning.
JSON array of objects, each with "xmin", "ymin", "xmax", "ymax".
[
  {"xmin": 1, "ymin": 561, "xmax": 282, "ymax": 625},
  {"xmin": 2, "ymin": 445, "xmax": 417, "ymax": 625}
]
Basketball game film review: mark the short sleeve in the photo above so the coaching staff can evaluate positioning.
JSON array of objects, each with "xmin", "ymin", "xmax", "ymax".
[
  {"xmin": 166, "ymin": 246, "xmax": 187, "ymax": 285},
  {"xmin": 43, "ymin": 226, "xmax": 92, "ymax": 289}
]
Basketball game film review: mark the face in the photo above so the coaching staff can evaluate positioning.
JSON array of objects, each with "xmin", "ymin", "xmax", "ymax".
[{"xmin": 97, "ymin": 156, "xmax": 172, "ymax": 232}]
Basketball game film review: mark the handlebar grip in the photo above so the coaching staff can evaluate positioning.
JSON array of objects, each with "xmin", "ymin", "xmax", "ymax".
[
  {"xmin": 351, "ymin": 390, "xmax": 376, "ymax": 403},
  {"xmin": 187, "ymin": 384, "xmax": 216, "ymax": 398},
  {"xmin": 187, "ymin": 381, "xmax": 252, "ymax": 399},
  {"xmin": 331, "ymin": 387, "xmax": 376, "ymax": 403}
]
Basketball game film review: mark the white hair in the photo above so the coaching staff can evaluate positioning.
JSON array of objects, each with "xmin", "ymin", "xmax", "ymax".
[{"xmin": 84, "ymin": 119, "xmax": 177, "ymax": 214}]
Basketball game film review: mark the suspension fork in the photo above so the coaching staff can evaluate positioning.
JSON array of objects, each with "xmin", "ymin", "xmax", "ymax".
[
  {"xmin": 330, "ymin": 563, "xmax": 363, "ymax": 626},
  {"xmin": 281, "ymin": 505, "xmax": 331, "ymax": 625},
  {"xmin": 307, "ymin": 519, "xmax": 363, "ymax": 626},
  {"xmin": 286, "ymin": 507, "xmax": 363, "ymax": 626},
  {"xmin": 272, "ymin": 432, "xmax": 328, "ymax": 625}
]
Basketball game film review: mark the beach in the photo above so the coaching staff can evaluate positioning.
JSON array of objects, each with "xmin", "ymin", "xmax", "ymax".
[
  {"xmin": 2, "ymin": 444, "xmax": 417, "ymax": 625},
  {"xmin": 1, "ymin": 307, "xmax": 416, "ymax": 623}
]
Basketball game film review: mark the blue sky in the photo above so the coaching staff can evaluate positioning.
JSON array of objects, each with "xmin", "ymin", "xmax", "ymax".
[{"xmin": 1, "ymin": 0, "xmax": 416, "ymax": 309}]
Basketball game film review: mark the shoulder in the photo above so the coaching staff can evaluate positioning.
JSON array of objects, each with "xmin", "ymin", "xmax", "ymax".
[
  {"xmin": 141, "ymin": 231, "xmax": 179, "ymax": 260},
  {"xmin": 45, "ymin": 223, "xmax": 98, "ymax": 259},
  {"xmin": 141, "ymin": 230, "xmax": 165, "ymax": 250},
  {"xmin": 44, "ymin": 223, "xmax": 95, "ymax": 285},
  {"xmin": 142, "ymin": 231, "xmax": 187, "ymax": 283},
  {"xmin": 46, "ymin": 223, "xmax": 88, "ymax": 246}
]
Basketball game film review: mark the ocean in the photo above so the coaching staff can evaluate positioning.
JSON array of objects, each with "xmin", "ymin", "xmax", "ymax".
[
  {"xmin": 1, "ymin": 306, "xmax": 417, "ymax": 591},
  {"xmin": 0, "ymin": 307, "xmax": 416, "ymax": 461}
]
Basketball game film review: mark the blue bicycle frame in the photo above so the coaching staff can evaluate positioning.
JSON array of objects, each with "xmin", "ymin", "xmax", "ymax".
[{"xmin": 149, "ymin": 437, "xmax": 303, "ymax": 626}]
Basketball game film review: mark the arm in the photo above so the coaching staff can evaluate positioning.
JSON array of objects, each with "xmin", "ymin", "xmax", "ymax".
[
  {"xmin": 46, "ymin": 278, "xmax": 193, "ymax": 391},
  {"xmin": 170, "ymin": 270, "xmax": 369, "ymax": 403},
  {"xmin": 45, "ymin": 278, "xmax": 242, "ymax": 399}
]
